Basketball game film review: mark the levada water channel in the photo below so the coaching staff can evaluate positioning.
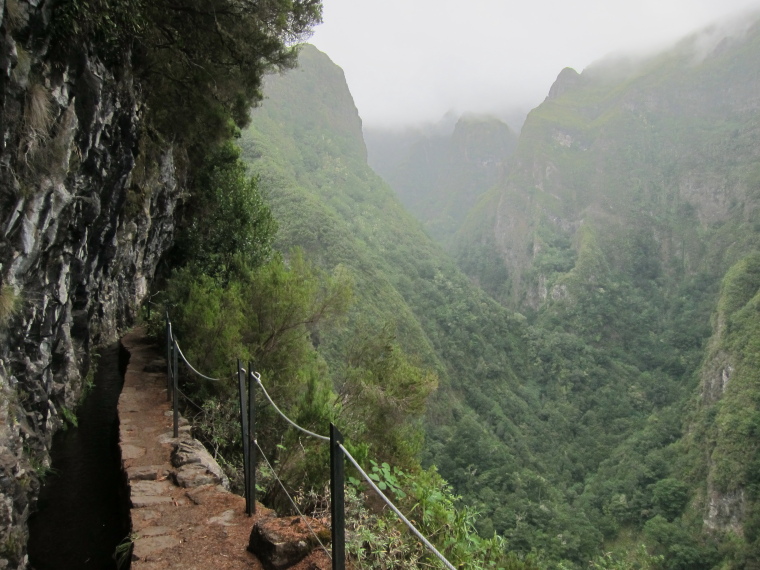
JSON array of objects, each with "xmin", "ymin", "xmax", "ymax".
[{"xmin": 27, "ymin": 342, "xmax": 131, "ymax": 569}]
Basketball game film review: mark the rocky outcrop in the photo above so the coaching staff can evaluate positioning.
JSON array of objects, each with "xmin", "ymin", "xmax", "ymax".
[
  {"xmin": 546, "ymin": 67, "xmax": 581, "ymax": 100},
  {"xmin": 172, "ymin": 438, "xmax": 230, "ymax": 489},
  {"xmin": 705, "ymin": 488, "xmax": 746, "ymax": 535},
  {"xmin": 249, "ymin": 515, "xmax": 331, "ymax": 570},
  {"xmin": 0, "ymin": 1, "xmax": 182, "ymax": 566}
]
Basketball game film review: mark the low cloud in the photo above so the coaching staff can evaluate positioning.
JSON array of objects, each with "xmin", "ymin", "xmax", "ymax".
[{"xmin": 311, "ymin": 0, "xmax": 760, "ymax": 129}]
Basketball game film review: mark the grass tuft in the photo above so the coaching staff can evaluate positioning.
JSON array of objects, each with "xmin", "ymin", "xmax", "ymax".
[
  {"xmin": 11, "ymin": 44, "xmax": 31, "ymax": 83},
  {"xmin": 24, "ymin": 83, "xmax": 53, "ymax": 135},
  {"xmin": 0, "ymin": 285, "xmax": 20, "ymax": 327}
]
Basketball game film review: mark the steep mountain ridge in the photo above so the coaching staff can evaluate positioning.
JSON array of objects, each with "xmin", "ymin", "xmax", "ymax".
[
  {"xmin": 345, "ymin": 16, "xmax": 760, "ymax": 568},
  {"xmin": 476, "ymin": 19, "xmax": 760, "ymax": 307},
  {"xmin": 449, "ymin": 15, "xmax": 760, "ymax": 568}
]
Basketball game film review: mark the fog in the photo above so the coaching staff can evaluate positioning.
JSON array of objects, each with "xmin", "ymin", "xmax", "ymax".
[{"xmin": 309, "ymin": 0, "xmax": 760, "ymax": 130}]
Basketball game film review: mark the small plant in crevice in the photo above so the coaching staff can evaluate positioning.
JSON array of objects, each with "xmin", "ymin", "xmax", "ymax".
[
  {"xmin": 60, "ymin": 405, "xmax": 78, "ymax": 429},
  {"xmin": 4, "ymin": 0, "xmax": 24, "ymax": 32},
  {"xmin": 113, "ymin": 533, "xmax": 136, "ymax": 569},
  {"xmin": 0, "ymin": 284, "xmax": 20, "ymax": 328},
  {"xmin": 23, "ymin": 444, "xmax": 56, "ymax": 481},
  {"xmin": 78, "ymin": 350, "xmax": 100, "ymax": 403}
]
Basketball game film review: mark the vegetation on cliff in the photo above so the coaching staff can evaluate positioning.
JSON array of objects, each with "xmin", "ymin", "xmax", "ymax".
[
  {"xmin": 369, "ymin": 17, "xmax": 760, "ymax": 570},
  {"xmin": 153, "ymin": 44, "xmax": 539, "ymax": 569}
]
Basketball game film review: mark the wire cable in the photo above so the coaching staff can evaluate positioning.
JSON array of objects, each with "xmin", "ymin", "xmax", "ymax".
[
  {"xmin": 251, "ymin": 371, "xmax": 330, "ymax": 442},
  {"xmin": 339, "ymin": 443, "xmax": 457, "ymax": 570},
  {"xmin": 176, "ymin": 387, "xmax": 206, "ymax": 415},
  {"xmin": 164, "ymin": 315, "xmax": 454, "ymax": 569},
  {"xmin": 174, "ymin": 340, "xmax": 221, "ymax": 382},
  {"xmin": 253, "ymin": 439, "xmax": 332, "ymax": 560}
]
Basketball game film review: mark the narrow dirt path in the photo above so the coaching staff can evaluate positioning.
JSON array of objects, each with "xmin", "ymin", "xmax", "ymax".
[
  {"xmin": 119, "ymin": 328, "xmax": 332, "ymax": 570},
  {"xmin": 119, "ymin": 328, "xmax": 270, "ymax": 569}
]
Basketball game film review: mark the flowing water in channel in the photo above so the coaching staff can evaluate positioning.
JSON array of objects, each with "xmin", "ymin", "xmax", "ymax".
[{"xmin": 27, "ymin": 342, "xmax": 131, "ymax": 569}]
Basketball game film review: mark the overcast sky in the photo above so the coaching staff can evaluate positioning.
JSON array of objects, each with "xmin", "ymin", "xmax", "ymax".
[{"xmin": 309, "ymin": 0, "xmax": 760, "ymax": 129}]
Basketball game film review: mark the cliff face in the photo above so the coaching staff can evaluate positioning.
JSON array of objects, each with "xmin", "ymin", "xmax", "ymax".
[
  {"xmin": 0, "ymin": 1, "xmax": 181, "ymax": 566},
  {"xmin": 482, "ymin": 20, "xmax": 760, "ymax": 307},
  {"xmin": 690, "ymin": 253, "xmax": 760, "ymax": 540}
]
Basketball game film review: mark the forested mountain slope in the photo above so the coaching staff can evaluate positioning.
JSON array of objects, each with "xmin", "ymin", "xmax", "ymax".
[
  {"xmin": 236, "ymin": 43, "xmax": 743, "ymax": 568},
  {"xmin": 239, "ymin": 46, "xmax": 599, "ymax": 562},
  {"xmin": 466, "ymin": 24, "xmax": 760, "ymax": 566},
  {"xmin": 239, "ymin": 45, "xmax": 531, "ymax": 449},
  {"xmin": 367, "ymin": 15, "xmax": 760, "ymax": 569}
]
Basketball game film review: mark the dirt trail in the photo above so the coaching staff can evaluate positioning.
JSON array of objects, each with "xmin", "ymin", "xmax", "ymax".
[
  {"xmin": 119, "ymin": 328, "xmax": 270, "ymax": 569},
  {"xmin": 119, "ymin": 328, "xmax": 332, "ymax": 570}
]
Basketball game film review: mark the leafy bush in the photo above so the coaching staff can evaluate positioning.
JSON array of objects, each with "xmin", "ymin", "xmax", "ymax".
[
  {"xmin": 50, "ymin": 0, "xmax": 148, "ymax": 59},
  {"xmin": 587, "ymin": 545, "xmax": 663, "ymax": 570},
  {"xmin": 344, "ymin": 463, "xmax": 541, "ymax": 569},
  {"xmin": 137, "ymin": 0, "xmax": 321, "ymax": 149},
  {"xmin": 49, "ymin": 0, "xmax": 322, "ymax": 165},
  {"xmin": 173, "ymin": 141, "xmax": 276, "ymax": 283}
]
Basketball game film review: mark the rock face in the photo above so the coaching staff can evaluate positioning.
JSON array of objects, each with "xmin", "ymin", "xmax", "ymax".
[
  {"xmin": 546, "ymin": 67, "xmax": 581, "ymax": 100},
  {"xmin": 172, "ymin": 437, "xmax": 230, "ymax": 489},
  {"xmin": 464, "ymin": 21, "xmax": 760, "ymax": 308},
  {"xmin": 249, "ymin": 515, "xmax": 331, "ymax": 570},
  {"xmin": 0, "ymin": 1, "xmax": 182, "ymax": 566}
]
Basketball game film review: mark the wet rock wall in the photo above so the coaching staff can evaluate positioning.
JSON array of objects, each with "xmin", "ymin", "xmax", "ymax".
[{"xmin": 0, "ymin": 1, "xmax": 182, "ymax": 566}]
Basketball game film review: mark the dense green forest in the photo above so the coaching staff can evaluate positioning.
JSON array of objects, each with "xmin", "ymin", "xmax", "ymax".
[
  {"xmin": 141, "ymin": 8, "xmax": 760, "ymax": 569},
  {"xmin": 233, "ymin": 43, "xmax": 668, "ymax": 568},
  {"xmin": 363, "ymin": 18, "xmax": 760, "ymax": 569}
]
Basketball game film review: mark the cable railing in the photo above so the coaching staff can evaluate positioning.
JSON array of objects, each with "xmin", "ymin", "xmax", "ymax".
[
  {"xmin": 253, "ymin": 438, "xmax": 332, "ymax": 561},
  {"xmin": 163, "ymin": 313, "xmax": 457, "ymax": 570}
]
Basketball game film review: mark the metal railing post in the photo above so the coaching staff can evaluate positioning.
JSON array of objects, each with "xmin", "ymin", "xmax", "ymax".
[
  {"xmin": 247, "ymin": 362, "xmax": 256, "ymax": 515},
  {"xmin": 165, "ymin": 313, "xmax": 172, "ymax": 402},
  {"xmin": 172, "ymin": 339, "xmax": 179, "ymax": 438},
  {"xmin": 238, "ymin": 359, "xmax": 251, "ymax": 515},
  {"xmin": 330, "ymin": 424, "xmax": 345, "ymax": 570}
]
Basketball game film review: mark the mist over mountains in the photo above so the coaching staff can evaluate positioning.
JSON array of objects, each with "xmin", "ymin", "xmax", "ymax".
[{"xmin": 243, "ymin": 15, "xmax": 760, "ymax": 567}]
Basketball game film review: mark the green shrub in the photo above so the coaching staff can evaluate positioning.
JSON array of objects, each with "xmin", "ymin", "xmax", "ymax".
[
  {"xmin": 172, "ymin": 141, "xmax": 276, "ymax": 283},
  {"xmin": 344, "ymin": 463, "xmax": 540, "ymax": 569}
]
